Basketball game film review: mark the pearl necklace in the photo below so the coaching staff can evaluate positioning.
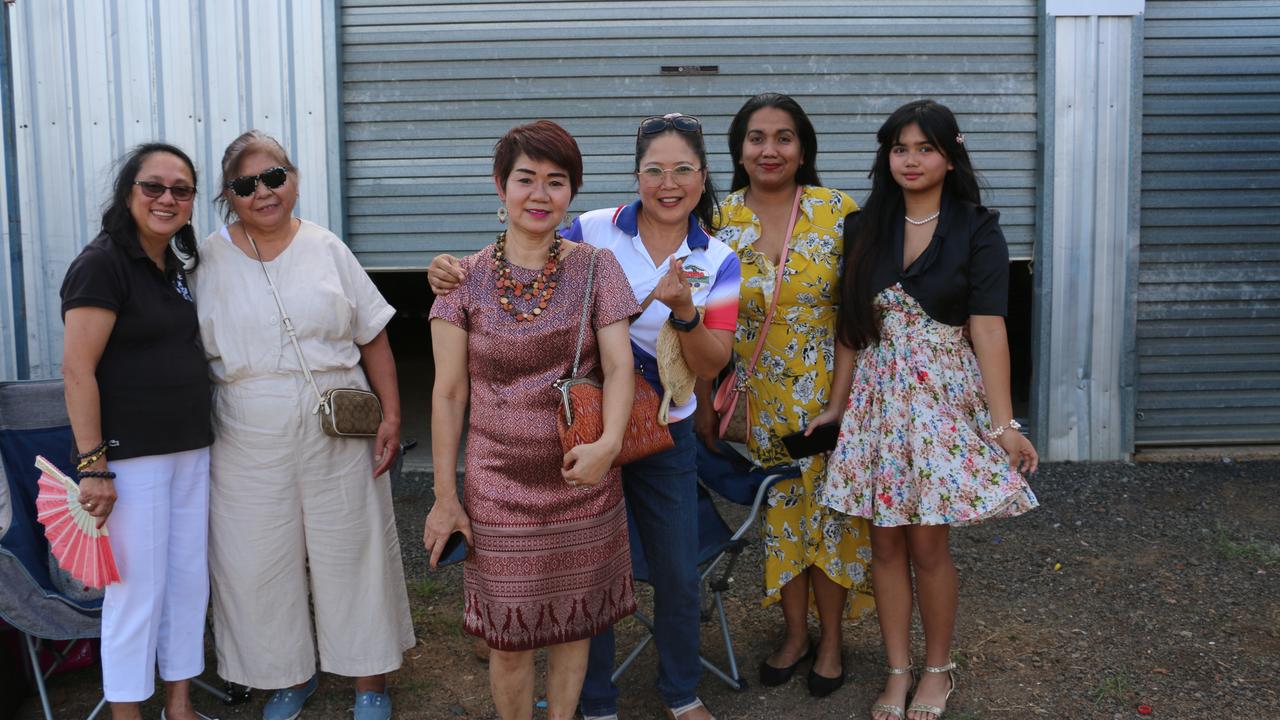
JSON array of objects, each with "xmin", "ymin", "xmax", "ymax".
[{"xmin": 905, "ymin": 210, "xmax": 941, "ymax": 225}]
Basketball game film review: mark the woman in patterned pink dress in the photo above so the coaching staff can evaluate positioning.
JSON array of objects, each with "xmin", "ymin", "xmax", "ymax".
[
  {"xmin": 812, "ymin": 101, "xmax": 1038, "ymax": 720},
  {"xmin": 423, "ymin": 121, "xmax": 640, "ymax": 720}
]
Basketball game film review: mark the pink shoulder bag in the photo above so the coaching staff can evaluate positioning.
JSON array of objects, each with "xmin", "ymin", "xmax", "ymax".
[{"xmin": 713, "ymin": 187, "xmax": 803, "ymax": 443}]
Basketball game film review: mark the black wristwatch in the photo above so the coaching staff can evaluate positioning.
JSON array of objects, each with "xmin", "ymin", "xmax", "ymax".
[{"xmin": 668, "ymin": 308, "xmax": 701, "ymax": 332}]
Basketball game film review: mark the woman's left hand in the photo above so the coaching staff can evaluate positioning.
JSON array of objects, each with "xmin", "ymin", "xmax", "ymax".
[
  {"xmin": 372, "ymin": 417, "xmax": 401, "ymax": 477},
  {"xmin": 562, "ymin": 440, "xmax": 617, "ymax": 488},
  {"xmin": 651, "ymin": 256, "xmax": 694, "ymax": 317},
  {"xmin": 997, "ymin": 429, "xmax": 1039, "ymax": 475}
]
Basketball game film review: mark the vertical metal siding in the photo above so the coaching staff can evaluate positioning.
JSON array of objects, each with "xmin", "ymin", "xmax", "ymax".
[
  {"xmin": 0, "ymin": 27, "xmax": 15, "ymax": 380},
  {"xmin": 1037, "ymin": 12, "xmax": 1142, "ymax": 461},
  {"xmin": 340, "ymin": 0, "xmax": 1039, "ymax": 269},
  {"xmin": 1136, "ymin": 0, "xmax": 1280, "ymax": 445},
  {"xmin": 3, "ymin": 0, "xmax": 338, "ymax": 380}
]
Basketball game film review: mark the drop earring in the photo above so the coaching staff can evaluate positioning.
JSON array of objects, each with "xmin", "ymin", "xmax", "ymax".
[{"xmin": 497, "ymin": 206, "xmax": 508, "ymax": 224}]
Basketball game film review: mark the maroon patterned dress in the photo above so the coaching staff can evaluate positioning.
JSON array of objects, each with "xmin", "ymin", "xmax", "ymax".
[{"xmin": 429, "ymin": 243, "xmax": 640, "ymax": 651}]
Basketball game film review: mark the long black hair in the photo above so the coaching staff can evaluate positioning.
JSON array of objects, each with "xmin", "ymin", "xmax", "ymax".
[
  {"xmin": 101, "ymin": 142, "xmax": 200, "ymax": 269},
  {"xmin": 727, "ymin": 92, "xmax": 822, "ymax": 192},
  {"xmin": 838, "ymin": 99, "xmax": 982, "ymax": 350},
  {"xmin": 634, "ymin": 121, "xmax": 720, "ymax": 233}
]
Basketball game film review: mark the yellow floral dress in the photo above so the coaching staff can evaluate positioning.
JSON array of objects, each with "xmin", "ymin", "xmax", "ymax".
[{"xmin": 716, "ymin": 186, "xmax": 875, "ymax": 618}]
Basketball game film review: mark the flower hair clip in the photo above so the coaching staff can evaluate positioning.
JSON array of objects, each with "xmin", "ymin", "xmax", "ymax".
[{"xmin": 955, "ymin": 133, "xmax": 966, "ymax": 145}]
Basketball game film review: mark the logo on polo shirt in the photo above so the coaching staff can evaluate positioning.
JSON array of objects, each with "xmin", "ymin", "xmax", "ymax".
[{"xmin": 682, "ymin": 263, "xmax": 710, "ymax": 289}]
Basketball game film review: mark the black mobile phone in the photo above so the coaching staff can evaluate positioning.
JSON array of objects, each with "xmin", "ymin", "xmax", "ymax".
[
  {"xmin": 780, "ymin": 422, "xmax": 839, "ymax": 459},
  {"xmin": 436, "ymin": 530, "xmax": 469, "ymax": 568}
]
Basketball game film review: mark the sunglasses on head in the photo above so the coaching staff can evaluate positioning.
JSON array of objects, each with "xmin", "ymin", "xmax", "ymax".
[
  {"xmin": 133, "ymin": 181, "xmax": 196, "ymax": 202},
  {"xmin": 225, "ymin": 166, "xmax": 289, "ymax": 197},
  {"xmin": 637, "ymin": 113, "xmax": 702, "ymax": 138}
]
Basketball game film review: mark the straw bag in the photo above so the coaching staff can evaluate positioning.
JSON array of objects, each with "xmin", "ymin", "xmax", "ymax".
[
  {"xmin": 713, "ymin": 187, "xmax": 803, "ymax": 444},
  {"xmin": 248, "ymin": 232, "xmax": 383, "ymax": 438},
  {"xmin": 555, "ymin": 248, "xmax": 674, "ymax": 467}
]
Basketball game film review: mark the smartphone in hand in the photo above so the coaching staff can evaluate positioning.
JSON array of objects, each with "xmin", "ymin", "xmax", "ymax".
[
  {"xmin": 780, "ymin": 422, "xmax": 838, "ymax": 459},
  {"xmin": 436, "ymin": 530, "xmax": 469, "ymax": 568}
]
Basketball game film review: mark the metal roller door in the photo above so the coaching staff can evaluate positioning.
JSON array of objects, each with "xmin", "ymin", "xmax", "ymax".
[
  {"xmin": 339, "ymin": 0, "xmax": 1038, "ymax": 269},
  {"xmin": 1136, "ymin": 1, "xmax": 1280, "ymax": 446}
]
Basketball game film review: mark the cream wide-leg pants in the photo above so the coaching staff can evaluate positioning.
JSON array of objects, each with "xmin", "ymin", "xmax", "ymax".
[
  {"xmin": 101, "ymin": 447, "xmax": 211, "ymax": 702},
  {"xmin": 208, "ymin": 368, "xmax": 415, "ymax": 689}
]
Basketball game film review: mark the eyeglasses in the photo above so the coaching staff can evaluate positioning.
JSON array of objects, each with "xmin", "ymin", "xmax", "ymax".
[
  {"xmin": 225, "ymin": 166, "xmax": 289, "ymax": 197},
  {"xmin": 637, "ymin": 113, "xmax": 703, "ymax": 137},
  {"xmin": 133, "ymin": 181, "xmax": 196, "ymax": 202},
  {"xmin": 637, "ymin": 165, "xmax": 704, "ymax": 186}
]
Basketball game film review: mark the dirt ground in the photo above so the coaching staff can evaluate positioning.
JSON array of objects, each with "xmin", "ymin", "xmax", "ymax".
[{"xmin": 15, "ymin": 458, "xmax": 1279, "ymax": 720}]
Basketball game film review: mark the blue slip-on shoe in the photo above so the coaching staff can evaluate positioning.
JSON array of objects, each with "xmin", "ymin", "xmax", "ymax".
[
  {"xmin": 353, "ymin": 690, "xmax": 392, "ymax": 720},
  {"xmin": 262, "ymin": 675, "xmax": 319, "ymax": 720}
]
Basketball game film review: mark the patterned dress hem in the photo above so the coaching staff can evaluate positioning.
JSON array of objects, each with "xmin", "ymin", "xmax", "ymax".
[{"xmin": 464, "ymin": 572, "xmax": 636, "ymax": 652}]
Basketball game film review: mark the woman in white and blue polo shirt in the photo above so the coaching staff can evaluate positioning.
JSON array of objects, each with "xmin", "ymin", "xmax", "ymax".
[{"xmin": 430, "ymin": 113, "xmax": 739, "ymax": 720}]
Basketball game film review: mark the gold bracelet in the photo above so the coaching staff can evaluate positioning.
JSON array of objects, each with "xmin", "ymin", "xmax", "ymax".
[{"xmin": 76, "ymin": 448, "xmax": 107, "ymax": 471}]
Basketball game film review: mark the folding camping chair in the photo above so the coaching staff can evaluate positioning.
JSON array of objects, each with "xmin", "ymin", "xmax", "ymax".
[
  {"xmin": 611, "ymin": 439, "xmax": 802, "ymax": 691},
  {"xmin": 0, "ymin": 379, "xmax": 229, "ymax": 719}
]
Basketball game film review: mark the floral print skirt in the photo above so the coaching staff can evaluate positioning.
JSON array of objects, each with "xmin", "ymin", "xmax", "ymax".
[{"xmin": 820, "ymin": 284, "xmax": 1038, "ymax": 527}]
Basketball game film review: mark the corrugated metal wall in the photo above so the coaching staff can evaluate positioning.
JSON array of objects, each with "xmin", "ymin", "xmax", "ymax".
[
  {"xmin": 1035, "ymin": 9, "xmax": 1142, "ymax": 462},
  {"xmin": 1136, "ymin": 0, "xmax": 1280, "ymax": 445},
  {"xmin": 340, "ymin": 0, "xmax": 1039, "ymax": 269},
  {"xmin": 0, "ymin": 14, "xmax": 15, "ymax": 381},
  {"xmin": 1, "ymin": 0, "xmax": 338, "ymax": 380}
]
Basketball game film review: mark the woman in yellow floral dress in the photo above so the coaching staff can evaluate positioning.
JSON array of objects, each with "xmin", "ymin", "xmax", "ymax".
[{"xmin": 696, "ymin": 93, "xmax": 874, "ymax": 698}]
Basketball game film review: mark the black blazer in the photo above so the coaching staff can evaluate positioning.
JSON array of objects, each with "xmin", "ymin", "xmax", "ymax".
[{"xmin": 854, "ymin": 197, "xmax": 1010, "ymax": 327}]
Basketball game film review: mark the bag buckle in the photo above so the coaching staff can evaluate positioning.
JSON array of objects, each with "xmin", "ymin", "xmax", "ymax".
[{"xmin": 552, "ymin": 377, "xmax": 575, "ymax": 426}]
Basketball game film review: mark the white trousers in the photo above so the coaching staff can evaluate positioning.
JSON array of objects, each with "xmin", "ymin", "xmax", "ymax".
[{"xmin": 101, "ymin": 447, "xmax": 211, "ymax": 702}]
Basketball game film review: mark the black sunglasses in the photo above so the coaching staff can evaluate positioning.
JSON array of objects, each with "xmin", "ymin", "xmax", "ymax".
[
  {"xmin": 637, "ymin": 114, "xmax": 703, "ymax": 138},
  {"xmin": 225, "ymin": 166, "xmax": 289, "ymax": 197},
  {"xmin": 133, "ymin": 181, "xmax": 196, "ymax": 202}
]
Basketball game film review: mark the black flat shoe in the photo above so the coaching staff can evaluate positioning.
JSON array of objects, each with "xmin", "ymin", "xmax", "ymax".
[
  {"xmin": 758, "ymin": 643, "xmax": 815, "ymax": 687},
  {"xmin": 806, "ymin": 664, "xmax": 847, "ymax": 698}
]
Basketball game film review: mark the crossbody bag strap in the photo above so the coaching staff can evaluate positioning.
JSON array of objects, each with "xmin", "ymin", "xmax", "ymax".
[
  {"xmin": 246, "ymin": 230, "xmax": 326, "ymax": 414},
  {"xmin": 737, "ymin": 186, "xmax": 804, "ymax": 386},
  {"xmin": 568, "ymin": 246, "xmax": 600, "ymax": 379}
]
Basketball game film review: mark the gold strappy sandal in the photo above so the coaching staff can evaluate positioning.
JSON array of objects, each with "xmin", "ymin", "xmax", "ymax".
[
  {"xmin": 906, "ymin": 662, "xmax": 956, "ymax": 719},
  {"xmin": 870, "ymin": 663, "xmax": 914, "ymax": 720}
]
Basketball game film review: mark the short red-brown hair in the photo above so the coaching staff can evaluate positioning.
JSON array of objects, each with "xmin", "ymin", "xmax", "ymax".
[{"xmin": 492, "ymin": 120, "xmax": 584, "ymax": 198}]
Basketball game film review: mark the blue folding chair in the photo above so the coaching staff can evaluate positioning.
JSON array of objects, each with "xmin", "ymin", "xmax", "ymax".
[
  {"xmin": 0, "ymin": 379, "xmax": 231, "ymax": 718},
  {"xmin": 0, "ymin": 379, "xmax": 108, "ymax": 719},
  {"xmin": 612, "ymin": 439, "xmax": 801, "ymax": 691}
]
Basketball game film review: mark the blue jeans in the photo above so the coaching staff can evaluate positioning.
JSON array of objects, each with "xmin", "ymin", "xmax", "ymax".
[{"xmin": 579, "ymin": 417, "xmax": 702, "ymax": 715}]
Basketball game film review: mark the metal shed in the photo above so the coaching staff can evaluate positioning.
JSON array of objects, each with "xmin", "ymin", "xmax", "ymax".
[
  {"xmin": 5, "ymin": 0, "xmax": 1280, "ymax": 458},
  {"xmin": 339, "ymin": 0, "xmax": 1041, "ymax": 268},
  {"xmin": 1135, "ymin": 0, "xmax": 1280, "ymax": 447}
]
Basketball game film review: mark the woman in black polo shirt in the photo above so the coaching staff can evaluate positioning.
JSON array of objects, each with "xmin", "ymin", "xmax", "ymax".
[
  {"xmin": 60, "ymin": 143, "xmax": 216, "ymax": 720},
  {"xmin": 815, "ymin": 100, "xmax": 1039, "ymax": 720}
]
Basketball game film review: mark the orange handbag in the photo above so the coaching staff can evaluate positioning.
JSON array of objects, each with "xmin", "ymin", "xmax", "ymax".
[{"xmin": 555, "ymin": 248, "xmax": 673, "ymax": 467}]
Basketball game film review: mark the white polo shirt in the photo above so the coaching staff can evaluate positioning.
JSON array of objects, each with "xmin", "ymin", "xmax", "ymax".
[{"xmin": 565, "ymin": 200, "xmax": 741, "ymax": 422}]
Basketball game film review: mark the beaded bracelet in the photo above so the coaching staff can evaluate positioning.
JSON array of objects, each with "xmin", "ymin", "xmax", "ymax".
[
  {"xmin": 78, "ymin": 470, "xmax": 116, "ymax": 480},
  {"xmin": 989, "ymin": 419, "xmax": 1023, "ymax": 440},
  {"xmin": 76, "ymin": 451, "xmax": 108, "ymax": 472},
  {"xmin": 74, "ymin": 440, "xmax": 110, "ymax": 471},
  {"xmin": 75, "ymin": 440, "xmax": 109, "ymax": 461}
]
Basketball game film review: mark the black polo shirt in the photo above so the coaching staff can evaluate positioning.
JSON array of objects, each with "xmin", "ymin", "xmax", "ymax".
[
  {"xmin": 60, "ymin": 231, "xmax": 212, "ymax": 460},
  {"xmin": 855, "ymin": 198, "xmax": 1010, "ymax": 326}
]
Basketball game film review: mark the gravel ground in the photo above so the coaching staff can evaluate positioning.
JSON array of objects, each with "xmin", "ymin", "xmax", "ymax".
[{"xmin": 15, "ymin": 459, "xmax": 1279, "ymax": 719}]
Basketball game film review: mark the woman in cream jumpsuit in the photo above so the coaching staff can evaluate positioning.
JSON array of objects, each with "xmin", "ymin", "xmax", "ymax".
[{"xmin": 191, "ymin": 130, "xmax": 413, "ymax": 720}]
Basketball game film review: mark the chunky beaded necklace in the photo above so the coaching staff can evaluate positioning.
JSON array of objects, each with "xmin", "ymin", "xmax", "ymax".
[{"xmin": 493, "ymin": 230, "xmax": 562, "ymax": 322}]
